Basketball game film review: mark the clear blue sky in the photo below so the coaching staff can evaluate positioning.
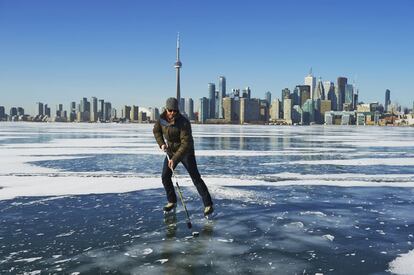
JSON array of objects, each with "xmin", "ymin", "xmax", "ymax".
[{"xmin": 1, "ymin": 0, "xmax": 413, "ymax": 114}]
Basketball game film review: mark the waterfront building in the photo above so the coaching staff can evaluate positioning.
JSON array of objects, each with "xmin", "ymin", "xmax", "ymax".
[
  {"xmin": 297, "ymin": 85, "xmax": 310, "ymax": 107},
  {"xmin": 291, "ymin": 87, "xmax": 300, "ymax": 106},
  {"xmin": 123, "ymin": 106, "xmax": 131, "ymax": 121},
  {"xmin": 304, "ymin": 69, "xmax": 316, "ymax": 100},
  {"xmin": 283, "ymin": 98, "xmax": 292, "ymax": 124},
  {"xmin": 320, "ymin": 100, "xmax": 332, "ymax": 124},
  {"xmin": 357, "ymin": 113, "xmax": 366, "ymax": 125},
  {"xmin": 269, "ymin": 99, "xmax": 280, "ymax": 121},
  {"xmin": 104, "ymin": 102, "xmax": 112, "ymax": 121},
  {"xmin": 385, "ymin": 89, "xmax": 391, "ymax": 112},
  {"xmin": 240, "ymin": 98, "xmax": 260, "ymax": 124},
  {"xmin": 292, "ymin": 105, "xmax": 303, "ymax": 124},
  {"xmin": 218, "ymin": 76, "xmax": 226, "ymax": 118},
  {"xmin": 44, "ymin": 104, "xmax": 51, "ymax": 117},
  {"xmin": 336, "ymin": 77, "xmax": 347, "ymax": 111},
  {"xmin": 90, "ymin": 97, "xmax": 98, "ymax": 122},
  {"xmin": 185, "ymin": 98, "xmax": 194, "ymax": 120},
  {"xmin": 98, "ymin": 100, "xmax": 104, "ymax": 121},
  {"xmin": 131, "ymin": 105, "xmax": 139, "ymax": 122},
  {"xmin": 242, "ymin": 87, "xmax": 251, "ymax": 99},
  {"xmin": 223, "ymin": 97, "xmax": 240, "ymax": 123},
  {"xmin": 199, "ymin": 97, "xmax": 209, "ymax": 123},
  {"xmin": 0, "ymin": 106, "xmax": 5, "ymax": 120},
  {"xmin": 344, "ymin": 84, "xmax": 354, "ymax": 110},
  {"xmin": 37, "ymin": 102, "xmax": 44, "ymax": 116},
  {"xmin": 281, "ymin": 88, "xmax": 290, "ymax": 100},
  {"xmin": 302, "ymin": 99, "xmax": 314, "ymax": 125},
  {"xmin": 314, "ymin": 78, "xmax": 325, "ymax": 100},
  {"xmin": 208, "ymin": 83, "xmax": 216, "ymax": 119},
  {"xmin": 265, "ymin": 91, "xmax": 272, "ymax": 105}
]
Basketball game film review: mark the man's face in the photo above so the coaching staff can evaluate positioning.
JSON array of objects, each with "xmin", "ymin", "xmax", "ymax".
[{"xmin": 166, "ymin": 109, "xmax": 178, "ymax": 121}]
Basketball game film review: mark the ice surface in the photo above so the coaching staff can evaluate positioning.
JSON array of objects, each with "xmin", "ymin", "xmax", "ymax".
[{"xmin": 1, "ymin": 122, "xmax": 414, "ymax": 274}]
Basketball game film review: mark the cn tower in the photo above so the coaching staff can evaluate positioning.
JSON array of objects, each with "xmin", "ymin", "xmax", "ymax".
[{"xmin": 174, "ymin": 33, "xmax": 182, "ymax": 105}]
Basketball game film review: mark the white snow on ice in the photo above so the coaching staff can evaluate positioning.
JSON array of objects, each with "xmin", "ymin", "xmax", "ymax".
[{"xmin": 389, "ymin": 249, "xmax": 414, "ymax": 275}]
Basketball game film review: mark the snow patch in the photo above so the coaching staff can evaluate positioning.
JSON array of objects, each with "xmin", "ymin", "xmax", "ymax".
[{"xmin": 389, "ymin": 249, "xmax": 414, "ymax": 275}]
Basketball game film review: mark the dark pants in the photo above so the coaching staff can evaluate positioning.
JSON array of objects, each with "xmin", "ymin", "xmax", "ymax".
[{"xmin": 162, "ymin": 154, "xmax": 213, "ymax": 207}]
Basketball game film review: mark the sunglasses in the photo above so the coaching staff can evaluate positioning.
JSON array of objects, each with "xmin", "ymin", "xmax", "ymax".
[{"xmin": 167, "ymin": 109, "xmax": 178, "ymax": 113}]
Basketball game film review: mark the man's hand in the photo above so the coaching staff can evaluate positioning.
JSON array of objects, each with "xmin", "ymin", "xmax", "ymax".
[
  {"xmin": 168, "ymin": 159, "xmax": 174, "ymax": 171},
  {"xmin": 161, "ymin": 144, "xmax": 168, "ymax": 152}
]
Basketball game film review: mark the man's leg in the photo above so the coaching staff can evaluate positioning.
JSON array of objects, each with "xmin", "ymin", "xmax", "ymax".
[
  {"xmin": 162, "ymin": 156, "xmax": 177, "ymax": 203},
  {"xmin": 181, "ymin": 154, "xmax": 213, "ymax": 207}
]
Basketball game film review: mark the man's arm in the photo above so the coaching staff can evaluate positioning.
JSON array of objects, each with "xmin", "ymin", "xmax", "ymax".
[{"xmin": 153, "ymin": 120, "xmax": 166, "ymax": 149}]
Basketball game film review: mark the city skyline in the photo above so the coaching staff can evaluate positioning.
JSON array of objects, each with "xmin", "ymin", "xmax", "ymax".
[{"xmin": 1, "ymin": 0, "xmax": 413, "ymax": 114}]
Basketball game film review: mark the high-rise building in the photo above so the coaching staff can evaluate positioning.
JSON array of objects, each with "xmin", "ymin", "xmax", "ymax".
[
  {"xmin": 323, "ymin": 81, "xmax": 335, "ymax": 110},
  {"xmin": 302, "ymin": 99, "xmax": 315, "ymax": 124},
  {"xmin": 304, "ymin": 69, "xmax": 316, "ymax": 100},
  {"xmin": 218, "ymin": 76, "xmax": 226, "ymax": 118},
  {"xmin": 320, "ymin": 100, "xmax": 332, "ymax": 124},
  {"xmin": 283, "ymin": 98, "xmax": 292, "ymax": 124},
  {"xmin": 98, "ymin": 99, "xmax": 104, "ymax": 121},
  {"xmin": 291, "ymin": 87, "xmax": 300, "ymax": 106},
  {"xmin": 131, "ymin": 105, "xmax": 139, "ymax": 121},
  {"xmin": 223, "ymin": 97, "xmax": 241, "ymax": 123},
  {"xmin": 10, "ymin": 107, "xmax": 18, "ymax": 117},
  {"xmin": 45, "ymin": 104, "xmax": 51, "ymax": 117},
  {"xmin": 336, "ymin": 77, "xmax": 347, "ymax": 111},
  {"xmin": 385, "ymin": 89, "xmax": 391, "ymax": 112},
  {"xmin": 344, "ymin": 84, "xmax": 354, "ymax": 110},
  {"xmin": 269, "ymin": 99, "xmax": 280, "ymax": 121},
  {"xmin": 123, "ymin": 105, "xmax": 131, "ymax": 120},
  {"xmin": 240, "ymin": 98, "xmax": 260, "ymax": 124},
  {"xmin": 174, "ymin": 33, "xmax": 182, "ymax": 104},
  {"xmin": 242, "ymin": 87, "xmax": 251, "ymax": 99},
  {"xmin": 199, "ymin": 97, "xmax": 209, "ymax": 123},
  {"xmin": 185, "ymin": 98, "xmax": 194, "ymax": 120},
  {"xmin": 208, "ymin": 83, "xmax": 216, "ymax": 119},
  {"xmin": 281, "ymin": 88, "xmax": 291, "ymax": 100},
  {"xmin": 104, "ymin": 102, "xmax": 112, "ymax": 121},
  {"xmin": 17, "ymin": 107, "xmax": 24, "ymax": 116},
  {"xmin": 90, "ymin": 97, "xmax": 98, "ymax": 122},
  {"xmin": 314, "ymin": 78, "xmax": 325, "ymax": 100},
  {"xmin": 0, "ymin": 106, "xmax": 5, "ymax": 120},
  {"xmin": 297, "ymin": 85, "xmax": 310, "ymax": 107},
  {"xmin": 265, "ymin": 91, "xmax": 272, "ymax": 105},
  {"xmin": 37, "ymin": 102, "xmax": 44, "ymax": 116}
]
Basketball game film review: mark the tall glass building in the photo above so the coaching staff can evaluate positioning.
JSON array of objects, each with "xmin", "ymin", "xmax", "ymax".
[
  {"xmin": 218, "ymin": 76, "xmax": 226, "ymax": 118},
  {"xmin": 208, "ymin": 83, "xmax": 216, "ymax": 119},
  {"xmin": 385, "ymin": 89, "xmax": 391, "ymax": 112}
]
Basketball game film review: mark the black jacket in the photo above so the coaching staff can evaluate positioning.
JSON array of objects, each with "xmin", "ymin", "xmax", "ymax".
[{"xmin": 153, "ymin": 112, "xmax": 195, "ymax": 163}]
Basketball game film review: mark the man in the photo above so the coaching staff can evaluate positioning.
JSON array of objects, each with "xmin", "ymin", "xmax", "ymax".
[{"xmin": 153, "ymin": 97, "xmax": 214, "ymax": 216}]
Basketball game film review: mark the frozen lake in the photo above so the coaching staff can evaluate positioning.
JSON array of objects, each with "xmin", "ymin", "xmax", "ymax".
[{"xmin": 1, "ymin": 122, "xmax": 414, "ymax": 274}]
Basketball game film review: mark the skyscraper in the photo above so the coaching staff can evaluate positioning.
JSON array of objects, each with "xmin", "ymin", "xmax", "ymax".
[
  {"xmin": 265, "ymin": 91, "xmax": 272, "ymax": 105},
  {"xmin": 336, "ymin": 77, "xmax": 347, "ymax": 111},
  {"xmin": 314, "ymin": 78, "xmax": 325, "ymax": 100},
  {"xmin": 174, "ymin": 33, "xmax": 182, "ymax": 105},
  {"xmin": 385, "ymin": 89, "xmax": 391, "ymax": 112},
  {"xmin": 304, "ymin": 68, "xmax": 316, "ymax": 100},
  {"xmin": 199, "ymin": 97, "xmax": 209, "ymax": 123},
  {"xmin": 208, "ymin": 83, "xmax": 216, "ymax": 119},
  {"xmin": 37, "ymin": 102, "xmax": 44, "ymax": 116},
  {"xmin": 0, "ymin": 106, "xmax": 5, "ymax": 120},
  {"xmin": 297, "ymin": 85, "xmax": 310, "ymax": 107},
  {"xmin": 218, "ymin": 76, "xmax": 226, "ymax": 118},
  {"xmin": 185, "ymin": 98, "xmax": 194, "ymax": 120}
]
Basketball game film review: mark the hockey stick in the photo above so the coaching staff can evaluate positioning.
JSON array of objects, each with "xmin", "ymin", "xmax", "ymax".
[{"xmin": 166, "ymin": 153, "xmax": 193, "ymax": 229}]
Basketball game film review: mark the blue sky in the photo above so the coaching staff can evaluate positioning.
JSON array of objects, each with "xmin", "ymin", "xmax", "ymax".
[{"xmin": 1, "ymin": 0, "xmax": 413, "ymax": 114}]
